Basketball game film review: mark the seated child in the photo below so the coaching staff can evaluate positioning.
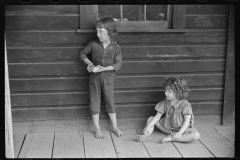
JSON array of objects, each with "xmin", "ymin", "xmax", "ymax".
[{"xmin": 137, "ymin": 77, "xmax": 200, "ymax": 143}]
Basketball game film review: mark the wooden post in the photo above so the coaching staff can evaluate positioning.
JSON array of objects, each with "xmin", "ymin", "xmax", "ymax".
[
  {"xmin": 223, "ymin": 5, "xmax": 235, "ymax": 125},
  {"xmin": 80, "ymin": 5, "xmax": 98, "ymax": 29},
  {"xmin": 173, "ymin": 5, "xmax": 186, "ymax": 29},
  {"xmin": 5, "ymin": 32, "xmax": 15, "ymax": 158}
]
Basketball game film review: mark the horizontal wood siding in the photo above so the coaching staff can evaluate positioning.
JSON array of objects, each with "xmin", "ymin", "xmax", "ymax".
[
  {"xmin": 5, "ymin": 5, "xmax": 80, "ymax": 29},
  {"xmin": 10, "ymin": 74, "xmax": 224, "ymax": 91},
  {"xmin": 6, "ymin": 5, "xmax": 228, "ymax": 125},
  {"xmin": 7, "ymin": 45, "xmax": 226, "ymax": 62},
  {"xmin": 186, "ymin": 5, "xmax": 229, "ymax": 28}
]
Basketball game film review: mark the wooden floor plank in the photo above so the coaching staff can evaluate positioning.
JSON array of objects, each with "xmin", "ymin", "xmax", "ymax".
[
  {"xmin": 24, "ymin": 133, "xmax": 54, "ymax": 158},
  {"xmin": 111, "ymin": 129, "xmax": 150, "ymax": 158},
  {"xmin": 136, "ymin": 129, "xmax": 182, "ymax": 158},
  {"xmin": 52, "ymin": 131, "xmax": 85, "ymax": 158},
  {"xmin": 13, "ymin": 134, "xmax": 26, "ymax": 158},
  {"xmin": 83, "ymin": 130, "xmax": 117, "ymax": 158},
  {"xmin": 173, "ymin": 139, "xmax": 214, "ymax": 157},
  {"xmin": 18, "ymin": 133, "xmax": 33, "ymax": 158},
  {"xmin": 197, "ymin": 125, "xmax": 234, "ymax": 157},
  {"xmin": 213, "ymin": 125, "xmax": 235, "ymax": 145},
  {"xmin": 13, "ymin": 122, "xmax": 32, "ymax": 134}
]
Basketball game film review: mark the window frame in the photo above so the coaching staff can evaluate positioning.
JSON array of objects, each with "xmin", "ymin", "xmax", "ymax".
[{"xmin": 78, "ymin": 5, "xmax": 187, "ymax": 32}]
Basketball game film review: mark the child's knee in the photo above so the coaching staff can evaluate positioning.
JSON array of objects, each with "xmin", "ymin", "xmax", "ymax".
[
  {"xmin": 192, "ymin": 131, "xmax": 200, "ymax": 140},
  {"xmin": 89, "ymin": 106, "xmax": 100, "ymax": 115},
  {"xmin": 147, "ymin": 116, "xmax": 154, "ymax": 123}
]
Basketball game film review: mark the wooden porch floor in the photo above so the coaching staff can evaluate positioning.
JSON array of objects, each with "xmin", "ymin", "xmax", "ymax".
[{"xmin": 13, "ymin": 125, "xmax": 235, "ymax": 158}]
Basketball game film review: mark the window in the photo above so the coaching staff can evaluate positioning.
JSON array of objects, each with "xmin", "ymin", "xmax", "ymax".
[
  {"xmin": 79, "ymin": 5, "xmax": 186, "ymax": 32},
  {"xmin": 98, "ymin": 5, "xmax": 172, "ymax": 29}
]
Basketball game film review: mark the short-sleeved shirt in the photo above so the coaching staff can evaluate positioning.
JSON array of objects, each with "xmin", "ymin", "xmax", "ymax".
[
  {"xmin": 155, "ymin": 99, "xmax": 194, "ymax": 131},
  {"xmin": 79, "ymin": 39, "xmax": 122, "ymax": 73}
]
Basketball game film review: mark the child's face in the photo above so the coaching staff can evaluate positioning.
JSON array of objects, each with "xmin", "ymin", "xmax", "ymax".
[
  {"xmin": 96, "ymin": 27, "xmax": 110, "ymax": 43},
  {"xmin": 165, "ymin": 87, "xmax": 177, "ymax": 101}
]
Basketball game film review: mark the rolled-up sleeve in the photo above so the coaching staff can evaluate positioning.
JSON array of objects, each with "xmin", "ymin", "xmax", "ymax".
[
  {"xmin": 79, "ymin": 42, "xmax": 93, "ymax": 61},
  {"xmin": 112, "ymin": 45, "xmax": 122, "ymax": 71}
]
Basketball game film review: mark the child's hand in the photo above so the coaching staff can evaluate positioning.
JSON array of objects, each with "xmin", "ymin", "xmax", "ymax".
[
  {"xmin": 87, "ymin": 63, "xmax": 95, "ymax": 72},
  {"xmin": 93, "ymin": 65, "xmax": 105, "ymax": 73},
  {"xmin": 143, "ymin": 126, "xmax": 150, "ymax": 135},
  {"xmin": 172, "ymin": 131, "xmax": 182, "ymax": 141}
]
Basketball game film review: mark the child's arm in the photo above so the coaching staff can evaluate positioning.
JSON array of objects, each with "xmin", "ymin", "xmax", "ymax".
[
  {"xmin": 83, "ymin": 58, "xmax": 93, "ymax": 65},
  {"xmin": 82, "ymin": 58, "xmax": 95, "ymax": 72},
  {"xmin": 94, "ymin": 65, "xmax": 114, "ymax": 72},
  {"xmin": 143, "ymin": 112, "xmax": 162, "ymax": 135},
  {"xmin": 172, "ymin": 115, "xmax": 191, "ymax": 141},
  {"xmin": 79, "ymin": 42, "xmax": 95, "ymax": 72}
]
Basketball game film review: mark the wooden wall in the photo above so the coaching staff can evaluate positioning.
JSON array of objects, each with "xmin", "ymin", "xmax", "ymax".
[{"xmin": 5, "ymin": 5, "xmax": 229, "ymax": 131}]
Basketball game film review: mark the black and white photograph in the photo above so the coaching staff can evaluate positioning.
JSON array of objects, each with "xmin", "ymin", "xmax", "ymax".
[{"xmin": 4, "ymin": 1, "xmax": 235, "ymax": 158}]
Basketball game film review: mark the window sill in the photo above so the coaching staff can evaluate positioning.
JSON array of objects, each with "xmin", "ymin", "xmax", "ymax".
[{"xmin": 77, "ymin": 29, "xmax": 188, "ymax": 33}]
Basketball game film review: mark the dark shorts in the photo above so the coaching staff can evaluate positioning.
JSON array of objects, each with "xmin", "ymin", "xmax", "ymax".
[{"xmin": 88, "ymin": 72, "xmax": 116, "ymax": 115}]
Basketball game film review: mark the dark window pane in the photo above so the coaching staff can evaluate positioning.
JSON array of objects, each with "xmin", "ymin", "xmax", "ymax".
[
  {"xmin": 98, "ymin": 5, "xmax": 121, "ymax": 21},
  {"xmin": 146, "ymin": 5, "xmax": 168, "ymax": 21},
  {"xmin": 123, "ymin": 5, "xmax": 144, "ymax": 21}
]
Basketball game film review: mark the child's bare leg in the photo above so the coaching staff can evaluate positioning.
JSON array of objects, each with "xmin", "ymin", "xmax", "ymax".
[
  {"xmin": 108, "ymin": 113, "xmax": 124, "ymax": 137},
  {"xmin": 154, "ymin": 122, "xmax": 174, "ymax": 143},
  {"xmin": 174, "ymin": 128, "xmax": 200, "ymax": 143},
  {"xmin": 161, "ymin": 128, "xmax": 200, "ymax": 143},
  {"xmin": 137, "ymin": 116, "xmax": 154, "ymax": 142},
  {"xmin": 145, "ymin": 116, "xmax": 155, "ymax": 135},
  {"xmin": 155, "ymin": 121, "xmax": 172, "ymax": 135},
  {"xmin": 92, "ymin": 114, "xmax": 104, "ymax": 139}
]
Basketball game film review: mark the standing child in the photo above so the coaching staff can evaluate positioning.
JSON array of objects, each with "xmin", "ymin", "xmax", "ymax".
[
  {"xmin": 137, "ymin": 77, "xmax": 200, "ymax": 143},
  {"xmin": 79, "ymin": 17, "xmax": 123, "ymax": 139}
]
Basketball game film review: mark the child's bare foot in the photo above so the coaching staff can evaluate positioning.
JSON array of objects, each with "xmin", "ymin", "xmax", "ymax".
[
  {"xmin": 95, "ymin": 129, "xmax": 104, "ymax": 139},
  {"xmin": 112, "ymin": 127, "xmax": 124, "ymax": 137},
  {"xmin": 160, "ymin": 135, "xmax": 173, "ymax": 143},
  {"xmin": 136, "ymin": 134, "xmax": 152, "ymax": 142}
]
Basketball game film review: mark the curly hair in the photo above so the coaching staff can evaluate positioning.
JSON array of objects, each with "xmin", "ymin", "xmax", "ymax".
[
  {"xmin": 163, "ymin": 77, "xmax": 191, "ymax": 99},
  {"xmin": 95, "ymin": 17, "xmax": 118, "ymax": 39}
]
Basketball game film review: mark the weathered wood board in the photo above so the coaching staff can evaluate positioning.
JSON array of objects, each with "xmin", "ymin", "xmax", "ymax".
[
  {"xmin": 197, "ymin": 125, "xmax": 234, "ymax": 157},
  {"xmin": 5, "ymin": 5, "xmax": 80, "ymax": 12},
  {"xmin": 173, "ymin": 139, "xmax": 214, "ymax": 157},
  {"xmin": 9, "ymin": 74, "xmax": 224, "ymax": 91},
  {"xmin": 52, "ymin": 131, "xmax": 85, "ymax": 158},
  {"xmin": 13, "ymin": 121, "xmax": 33, "ymax": 134},
  {"xmin": 29, "ymin": 117, "xmax": 146, "ymax": 133},
  {"xmin": 83, "ymin": 130, "xmax": 117, "ymax": 158},
  {"xmin": 111, "ymin": 129, "xmax": 150, "ymax": 158},
  {"xmin": 5, "ymin": 15, "xmax": 79, "ymax": 29},
  {"xmin": 223, "ymin": 5, "xmax": 235, "ymax": 125},
  {"xmin": 13, "ymin": 114, "xmax": 221, "ymax": 134},
  {"xmin": 6, "ymin": 30, "xmax": 226, "ymax": 45},
  {"xmin": 14, "ymin": 125, "xmax": 235, "ymax": 158},
  {"xmin": 8, "ymin": 60, "xmax": 225, "ymax": 77},
  {"xmin": 18, "ymin": 133, "xmax": 33, "ymax": 158},
  {"xmin": 13, "ymin": 134, "xmax": 25, "ymax": 158},
  {"xmin": 10, "ymin": 88, "xmax": 223, "ymax": 107},
  {"xmin": 186, "ymin": 16, "xmax": 227, "ymax": 28},
  {"xmin": 7, "ymin": 45, "xmax": 226, "ymax": 62},
  {"xmin": 136, "ymin": 129, "xmax": 182, "ymax": 158},
  {"xmin": 22, "ymin": 133, "xmax": 54, "ymax": 158},
  {"xmin": 186, "ymin": 5, "xmax": 229, "ymax": 14},
  {"xmin": 213, "ymin": 125, "xmax": 235, "ymax": 145},
  {"xmin": 12, "ymin": 102, "xmax": 222, "ymax": 122}
]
